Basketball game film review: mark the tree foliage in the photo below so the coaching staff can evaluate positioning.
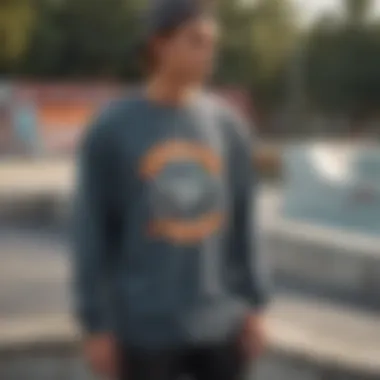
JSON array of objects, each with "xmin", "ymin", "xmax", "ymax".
[
  {"xmin": 0, "ymin": 0, "xmax": 36, "ymax": 73},
  {"xmin": 1, "ymin": 0, "xmax": 296, "ymax": 112},
  {"xmin": 304, "ymin": 0, "xmax": 380, "ymax": 127},
  {"xmin": 216, "ymin": 0, "xmax": 297, "ymax": 113},
  {"xmin": 2, "ymin": 0, "xmax": 380, "ymax": 129}
]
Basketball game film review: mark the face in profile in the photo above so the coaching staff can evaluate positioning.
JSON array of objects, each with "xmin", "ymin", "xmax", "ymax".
[{"xmin": 154, "ymin": 16, "xmax": 219, "ymax": 83}]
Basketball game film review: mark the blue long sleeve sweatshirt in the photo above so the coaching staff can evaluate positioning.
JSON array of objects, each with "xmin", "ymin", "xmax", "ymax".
[{"xmin": 72, "ymin": 91, "xmax": 269, "ymax": 349}]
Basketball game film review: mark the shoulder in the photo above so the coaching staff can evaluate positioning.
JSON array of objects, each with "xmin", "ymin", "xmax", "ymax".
[
  {"xmin": 80, "ymin": 94, "xmax": 141, "ymax": 152},
  {"xmin": 202, "ymin": 92, "xmax": 254, "ymax": 144},
  {"xmin": 88, "ymin": 93, "xmax": 142, "ymax": 135}
]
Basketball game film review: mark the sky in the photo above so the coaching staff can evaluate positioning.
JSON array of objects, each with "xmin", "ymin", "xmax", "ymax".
[{"xmin": 293, "ymin": 0, "xmax": 380, "ymax": 25}]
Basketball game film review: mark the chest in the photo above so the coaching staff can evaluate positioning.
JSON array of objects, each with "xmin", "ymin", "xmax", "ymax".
[
  {"xmin": 120, "ymin": 109, "xmax": 228, "ymax": 185},
  {"xmin": 116, "ymin": 110, "xmax": 231, "ymax": 244}
]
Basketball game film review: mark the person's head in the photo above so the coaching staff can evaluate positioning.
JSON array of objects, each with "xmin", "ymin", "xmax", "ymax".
[{"xmin": 142, "ymin": 0, "xmax": 219, "ymax": 85}]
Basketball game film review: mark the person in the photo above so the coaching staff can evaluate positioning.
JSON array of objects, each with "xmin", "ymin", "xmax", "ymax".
[{"xmin": 72, "ymin": 0, "xmax": 269, "ymax": 379}]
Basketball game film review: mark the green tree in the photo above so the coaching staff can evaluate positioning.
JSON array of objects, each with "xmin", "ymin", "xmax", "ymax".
[
  {"xmin": 11, "ymin": 0, "xmax": 298, "ymax": 122},
  {"xmin": 19, "ymin": 0, "xmax": 66, "ymax": 77},
  {"xmin": 345, "ymin": 0, "xmax": 372, "ymax": 26},
  {"xmin": 304, "ymin": 0, "xmax": 380, "ymax": 133},
  {"xmin": 0, "ymin": 0, "xmax": 36, "ymax": 74},
  {"xmin": 250, "ymin": 0, "xmax": 297, "ymax": 111},
  {"xmin": 216, "ymin": 0, "xmax": 297, "ymax": 115},
  {"xmin": 21, "ymin": 0, "xmax": 144, "ymax": 79}
]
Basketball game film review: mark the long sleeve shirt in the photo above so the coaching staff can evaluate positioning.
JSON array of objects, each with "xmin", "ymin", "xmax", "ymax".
[{"xmin": 72, "ymin": 92, "xmax": 269, "ymax": 349}]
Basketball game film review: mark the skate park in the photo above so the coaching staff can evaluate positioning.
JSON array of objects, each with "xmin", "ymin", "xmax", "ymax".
[{"xmin": 3, "ymin": 0, "xmax": 380, "ymax": 376}]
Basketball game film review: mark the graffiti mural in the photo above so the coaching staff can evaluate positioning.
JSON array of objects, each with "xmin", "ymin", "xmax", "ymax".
[
  {"xmin": 12, "ymin": 83, "xmax": 123, "ymax": 155},
  {"xmin": 1, "ymin": 83, "xmax": 253, "ymax": 157}
]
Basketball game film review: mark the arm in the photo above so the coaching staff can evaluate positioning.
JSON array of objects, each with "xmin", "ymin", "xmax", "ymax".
[
  {"xmin": 227, "ymin": 112, "xmax": 270, "ymax": 357},
  {"xmin": 228, "ymin": 113, "xmax": 270, "ymax": 311},
  {"xmin": 72, "ymin": 115, "xmax": 119, "ymax": 335}
]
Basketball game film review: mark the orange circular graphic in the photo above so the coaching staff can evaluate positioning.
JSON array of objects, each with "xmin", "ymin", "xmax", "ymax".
[{"xmin": 139, "ymin": 140, "xmax": 225, "ymax": 245}]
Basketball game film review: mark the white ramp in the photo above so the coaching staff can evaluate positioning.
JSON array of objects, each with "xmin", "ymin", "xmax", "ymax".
[{"xmin": 282, "ymin": 142, "xmax": 380, "ymax": 235}]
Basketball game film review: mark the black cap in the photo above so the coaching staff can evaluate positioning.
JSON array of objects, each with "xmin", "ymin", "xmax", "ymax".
[
  {"xmin": 135, "ymin": 0, "xmax": 215, "ymax": 69},
  {"xmin": 143, "ymin": 0, "xmax": 214, "ymax": 39},
  {"xmin": 146, "ymin": 0, "xmax": 207, "ymax": 35}
]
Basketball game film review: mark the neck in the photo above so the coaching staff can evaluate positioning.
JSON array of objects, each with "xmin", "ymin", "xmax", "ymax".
[{"xmin": 146, "ymin": 74, "xmax": 201, "ymax": 106}]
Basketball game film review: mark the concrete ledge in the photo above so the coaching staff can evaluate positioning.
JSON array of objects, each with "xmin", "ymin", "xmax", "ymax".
[
  {"xmin": 1, "ymin": 296, "xmax": 379, "ymax": 380},
  {"xmin": 0, "ymin": 160, "xmax": 73, "ymax": 195},
  {"xmin": 0, "ymin": 160, "xmax": 72, "ymax": 227},
  {"xmin": 0, "ymin": 193, "xmax": 69, "ymax": 229},
  {"xmin": 267, "ymin": 296, "xmax": 380, "ymax": 376},
  {"xmin": 263, "ymin": 217, "xmax": 380, "ymax": 310},
  {"xmin": 0, "ymin": 315, "xmax": 78, "ymax": 357},
  {"xmin": 265, "ymin": 216, "xmax": 380, "ymax": 255}
]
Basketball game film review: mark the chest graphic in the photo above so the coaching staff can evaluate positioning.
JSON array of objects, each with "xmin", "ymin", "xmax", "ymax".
[{"xmin": 139, "ymin": 141, "xmax": 225, "ymax": 244}]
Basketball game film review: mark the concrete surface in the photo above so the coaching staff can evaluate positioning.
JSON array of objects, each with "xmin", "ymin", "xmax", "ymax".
[
  {"xmin": 1, "ymin": 229, "xmax": 379, "ymax": 373},
  {"xmin": 0, "ymin": 229, "xmax": 69, "ymax": 318},
  {"xmin": 0, "ymin": 160, "xmax": 72, "ymax": 228},
  {"xmin": 1, "ymin": 159, "xmax": 380, "ymax": 379},
  {"xmin": 263, "ymin": 213, "xmax": 380, "ymax": 310},
  {"xmin": 0, "ymin": 221, "xmax": 380, "ymax": 379}
]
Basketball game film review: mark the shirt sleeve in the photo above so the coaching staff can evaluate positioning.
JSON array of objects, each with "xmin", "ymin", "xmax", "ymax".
[
  {"xmin": 225, "ymin": 110, "xmax": 270, "ymax": 310},
  {"xmin": 72, "ymin": 113, "xmax": 121, "ymax": 334}
]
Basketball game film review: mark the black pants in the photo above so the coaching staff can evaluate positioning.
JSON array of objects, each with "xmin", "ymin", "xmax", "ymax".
[{"xmin": 120, "ymin": 343, "xmax": 250, "ymax": 380}]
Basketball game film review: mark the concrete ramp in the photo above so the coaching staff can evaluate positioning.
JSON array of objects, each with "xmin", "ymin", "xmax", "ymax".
[
  {"xmin": 271, "ymin": 143, "xmax": 380, "ymax": 309},
  {"xmin": 283, "ymin": 142, "xmax": 380, "ymax": 235}
]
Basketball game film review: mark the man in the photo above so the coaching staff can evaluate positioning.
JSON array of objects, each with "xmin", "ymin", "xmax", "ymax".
[{"xmin": 73, "ymin": 0, "xmax": 269, "ymax": 379}]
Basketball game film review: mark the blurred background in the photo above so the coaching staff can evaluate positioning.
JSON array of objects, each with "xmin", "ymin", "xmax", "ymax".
[{"xmin": 1, "ymin": 0, "xmax": 380, "ymax": 379}]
